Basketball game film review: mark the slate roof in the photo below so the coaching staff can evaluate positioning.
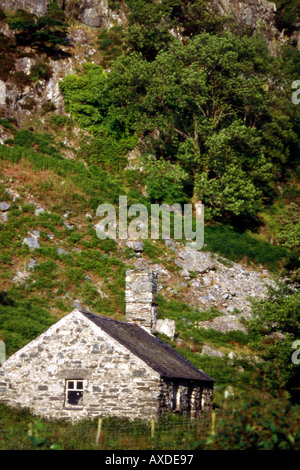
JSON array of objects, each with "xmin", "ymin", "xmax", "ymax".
[{"xmin": 81, "ymin": 311, "xmax": 215, "ymax": 383}]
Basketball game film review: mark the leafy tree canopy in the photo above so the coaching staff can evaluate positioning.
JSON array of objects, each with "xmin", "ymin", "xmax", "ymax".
[
  {"xmin": 7, "ymin": 1, "xmax": 68, "ymax": 54},
  {"xmin": 60, "ymin": 9, "xmax": 299, "ymax": 222}
]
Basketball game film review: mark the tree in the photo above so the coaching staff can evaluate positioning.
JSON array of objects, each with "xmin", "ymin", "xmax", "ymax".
[
  {"xmin": 8, "ymin": 2, "xmax": 68, "ymax": 55},
  {"xmin": 60, "ymin": 29, "xmax": 299, "ymax": 219},
  {"xmin": 106, "ymin": 32, "xmax": 297, "ymax": 215},
  {"xmin": 247, "ymin": 281, "xmax": 300, "ymax": 402}
]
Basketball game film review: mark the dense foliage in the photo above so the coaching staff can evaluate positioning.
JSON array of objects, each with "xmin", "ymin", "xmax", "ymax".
[
  {"xmin": 247, "ymin": 281, "xmax": 300, "ymax": 401},
  {"xmin": 0, "ymin": 0, "xmax": 299, "ymax": 450},
  {"xmin": 274, "ymin": 0, "xmax": 300, "ymax": 31},
  {"xmin": 60, "ymin": 24, "xmax": 299, "ymax": 222},
  {"xmin": 6, "ymin": 1, "xmax": 68, "ymax": 55}
]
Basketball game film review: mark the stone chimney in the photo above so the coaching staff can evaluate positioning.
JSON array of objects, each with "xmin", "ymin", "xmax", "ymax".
[{"xmin": 125, "ymin": 269, "xmax": 158, "ymax": 334}]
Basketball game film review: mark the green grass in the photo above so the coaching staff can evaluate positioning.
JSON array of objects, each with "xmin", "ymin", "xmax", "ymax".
[
  {"xmin": 0, "ymin": 294, "xmax": 55, "ymax": 356},
  {"xmin": 203, "ymin": 224, "xmax": 292, "ymax": 271}
]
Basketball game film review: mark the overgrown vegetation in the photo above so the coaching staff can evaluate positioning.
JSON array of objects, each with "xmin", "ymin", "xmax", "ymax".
[
  {"xmin": 6, "ymin": 2, "xmax": 68, "ymax": 56},
  {"xmin": 1, "ymin": 393, "xmax": 300, "ymax": 450},
  {"xmin": 60, "ymin": 25, "xmax": 300, "ymax": 225},
  {"xmin": 0, "ymin": 0, "xmax": 299, "ymax": 451}
]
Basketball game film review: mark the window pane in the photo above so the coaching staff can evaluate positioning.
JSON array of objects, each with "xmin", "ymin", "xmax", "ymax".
[
  {"xmin": 67, "ymin": 391, "xmax": 83, "ymax": 406},
  {"xmin": 77, "ymin": 381, "xmax": 83, "ymax": 390},
  {"xmin": 68, "ymin": 381, "xmax": 74, "ymax": 389}
]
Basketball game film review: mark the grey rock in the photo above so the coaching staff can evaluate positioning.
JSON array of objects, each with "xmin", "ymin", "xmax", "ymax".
[
  {"xmin": 0, "ymin": 80, "xmax": 6, "ymax": 107},
  {"xmin": 72, "ymin": 301, "xmax": 83, "ymax": 311},
  {"xmin": 175, "ymin": 251, "xmax": 215, "ymax": 274},
  {"xmin": 126, "ymin": 240, "xmax": 144, "ymax": 252},
  {"xmin": 198, "ymin": 315, "xmax": 248, "ymax": 334},
  {"xmin": 45, "ymin": 58, "xmax": 73, "ymax": 111},
  {"xmin": 28, "ymin": 258, "xmax": 39, "ymax": 270},
  {"xmin": 81, "ymin": 7, "xmax": 100, "ymax": 27},
  {"xmin": 57, "ymin": 248, "xmax": 69, "ymax": 256},
  {"xmin": 179, "ymin": 269, "xmax": 190, "ymax": 278},
  {"xmin": 165, "ymin": 239, "xmax": 177, "ymax": 252},
  {"xmin": 228, "ymin": 351, "xmax": 237, "ymax": 360},
  {"xmin": 63, "ymin": 221, "xmax": 74, "ymax": 230},
  {"xmin": 0, "ymin": 202, "xmax": 10, "ymax": 212},
  {"xmin": 201, "ymin": 275, "xmax": 212, "ymax": 287},
  {"xmin": 226, "ymin": 306, "xmax": 236, "ymax": 313},
  {"xmin": 156, "ymin": 319, "xmax": 176, "ymax": 340},
  {"xmin": 23, "ymin": 237, "xmax": 40, "ymax": 250},
  {"xmin": 201, "ymin": 345, "xmax": 225, "ymax": 358},
  {"xmin": 0, "ymin": 0, "xmax": 48, "ymax": 16},
  {"xmin": 14, "ymin": 57, "xmax": 35, "ymax": 75},
  {"xmin": 1, "ymin": 213, "xmax": 8, "ymax": 223},
  {"xmin": 29, "ymin": 230, "xmax": 40, "ymax": 238},
  {"xmin": 34, "ymin": 207, "xmax": 45, "ymax": 216}
]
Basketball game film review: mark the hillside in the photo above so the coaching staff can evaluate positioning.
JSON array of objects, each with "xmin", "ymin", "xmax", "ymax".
[{"xmin": 0, "ymin": 0, "xmax": 299, "ymax": 450}]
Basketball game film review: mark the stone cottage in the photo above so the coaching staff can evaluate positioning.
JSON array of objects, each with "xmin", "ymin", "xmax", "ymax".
[{"xmin": 0, "ymin": 269, "xmax": 214, "ymax": 421}]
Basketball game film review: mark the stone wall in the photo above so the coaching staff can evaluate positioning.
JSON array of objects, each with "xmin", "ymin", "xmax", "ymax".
[
  {"xmin": 158, "ymin": 379, "xmax": 214, "ymax": 419},
  {"xmin": 125, "ymin": 269, "xmax": 158, "ymax": 334},
  {"xmin": 0, "ymin": 309, "xmax": 213, "ymax": 421},
  {"xmin": 0, "ymin": 310, "xmax": 162, "ymax": 421}
]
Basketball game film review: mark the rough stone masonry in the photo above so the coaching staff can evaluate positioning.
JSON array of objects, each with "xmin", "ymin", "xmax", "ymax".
[{"xmin": 0, "ymin": 270, "xmax": 214, "ymax": 421}]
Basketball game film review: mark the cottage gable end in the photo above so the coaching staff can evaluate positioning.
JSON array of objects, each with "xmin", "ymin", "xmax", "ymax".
[{"xmin": 0, "ymin": 309, "xmax": 161, "ymax": 421}]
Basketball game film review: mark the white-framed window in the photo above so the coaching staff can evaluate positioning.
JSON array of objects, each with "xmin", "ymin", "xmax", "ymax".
[{"xmin": 65, "ymin": 380, "xmax": 84, "ymax": 407}]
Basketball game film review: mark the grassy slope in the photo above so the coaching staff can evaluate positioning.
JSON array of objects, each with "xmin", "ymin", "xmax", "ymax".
[
  {"xmin": 0, "ymin": 12, "xmax": 298, "ymax": 441},
  {"xmin": 0, "ymin": 117, "xmax": 290, "ymax": 401}
]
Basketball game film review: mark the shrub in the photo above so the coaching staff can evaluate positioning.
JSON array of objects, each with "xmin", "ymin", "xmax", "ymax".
[
  {"xmin": 205, "ymin": 391, "xmax": 300, "ymax": 450},
  {"xmin": 30, "ymin": 60, "xmax": 53, "ymax": 82}
]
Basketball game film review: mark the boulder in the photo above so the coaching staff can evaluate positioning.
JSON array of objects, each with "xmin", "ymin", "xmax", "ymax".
[
  {"xmin": 34, "ymin": 207, "xmax": 45, "ymax": 216},
  {"xmin": 156, "ymin": 319, "xmax": 176, "ymax": 340},
  {"xmin": 23, "ymin": 236, "xmax": 40, "ymax": 250},
  {"xmin": 0, "ymin": 202, "xmax": 10, "ymax": 212},
  {"xmin": 198, "ymin": 315, "xmax": 248, "ymax": 334},
  {"xmin": 57, "ymin": 248, "xmax": 69, "ymax": 255},
  {"xmin": 0, "ymin": 81, "xmax": 6, "ymax": 107},
  {"xmin": 1, "ymin": 213, "xmax": 8, "ymax": 223},
  {"xmin": 201, "ymin": 345, "xmax": 225, "ymax": 357},
  {"xmin": 126, "ymin": 240, "xmax": 144, "ymax": 252},
  {"xmin": 28, "ymin": 258, "xmax": 39, "ymax": 270},
  {"xmin": 63, "ymin": 221, "xmax": 74, "ymax": 230},
  {"xmin": 175, "ymin": 250, "xmax": 215, "ymax": 273}
]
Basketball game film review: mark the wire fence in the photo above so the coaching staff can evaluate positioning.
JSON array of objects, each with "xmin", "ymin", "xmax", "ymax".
[{"xmin": 0, "ymin": 413, "xmax": 215, "ymax": 450}]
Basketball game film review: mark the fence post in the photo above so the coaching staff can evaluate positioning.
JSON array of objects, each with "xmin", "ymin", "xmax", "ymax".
[
  {"xmin": 150, "ymin": 419, "xmax": 155, "ymax": 438},
  {"xmin": 28, "ymin": 422, "xmax": 33, "ymax": 437},
  {"xmin": 211, "ymin": 410, "xmax": 216, "ymax": 436},
  {"xmin": 95, "ymin": 418, "xmax": 102, "ymax": 445}
]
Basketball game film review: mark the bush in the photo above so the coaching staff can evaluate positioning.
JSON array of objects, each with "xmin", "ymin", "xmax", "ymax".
[
  {"xmin": 205, "ymin": 391, "xmax": 300, "ymax": 450},
  {"xmin": 0, "ymin": 294, "xmax": 55, "ymax": 355},
  {"xmin": 30, "ymin": 60, "xmax": 52, "ymax": 82}
]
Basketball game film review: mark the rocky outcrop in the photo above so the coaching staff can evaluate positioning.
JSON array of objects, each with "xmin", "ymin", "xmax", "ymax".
[
  {"xmin": 0, "ymin": 0, "xmax": 48, "ymax": 16},
  {"xmin": 125, "ymin": 244, "xmax": 273, "ymax": 325},
  {"xmin": 175, "ymin": 249, "xmax": 215, "ymax": 274},
  {"xmin": 0, "ymin": 0, "xmax": 277, "ymax": 34},
  {"xmin": 198, "ymin": 315, "xmax": 248, "ymax": 334},
  {"xmin": 0, "ymin": 0, "xmax": 126, "ymax": 28},
  {"xmin": 0, "ymin": 80, "xmax": 6, "ymax": 107},
  {"xmin": 213, "ymin": 0, "xmax": 277, "ymax": 33},
  {"xmin": 156, "ymin": 319, "xmax": 176, "ymax": 340}
]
